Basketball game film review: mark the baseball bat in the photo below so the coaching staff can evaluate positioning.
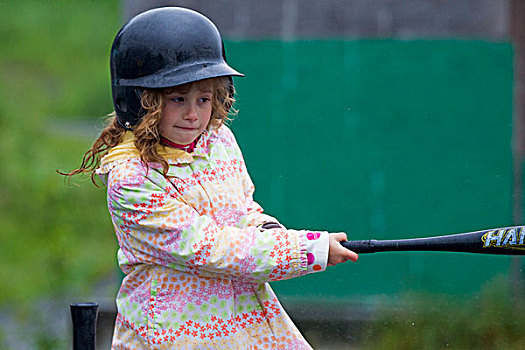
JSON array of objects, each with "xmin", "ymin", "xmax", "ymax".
[
  {"xmin": 70, "ymin": 302, "xmax": 98, "ymax": 350},
  {"xmin": 340, "ymin": 226, "xmax": 525, "ymax": 255}
]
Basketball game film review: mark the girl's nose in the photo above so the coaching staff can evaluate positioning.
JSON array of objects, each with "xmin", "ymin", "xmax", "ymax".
[{"xmin": 183, "ymin": 103, "xmax": 199, "ymax": 121}]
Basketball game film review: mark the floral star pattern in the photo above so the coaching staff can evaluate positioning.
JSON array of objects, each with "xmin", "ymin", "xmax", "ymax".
[{"xmin": 98, "ymin": 126, "xmax": 329, "ymax": 349}]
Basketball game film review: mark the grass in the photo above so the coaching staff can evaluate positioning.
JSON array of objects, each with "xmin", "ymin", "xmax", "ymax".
[{"xmin": 364, "ymin": 275, "xmax": 525, "ymax": 349}]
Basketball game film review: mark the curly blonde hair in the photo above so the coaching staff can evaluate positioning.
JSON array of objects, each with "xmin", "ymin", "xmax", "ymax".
[{"xmin": 60, "ymin": 77, "xmax": 235, "ymax": 185}]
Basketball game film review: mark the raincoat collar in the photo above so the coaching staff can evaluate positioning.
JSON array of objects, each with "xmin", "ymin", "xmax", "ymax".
[{"xmin": 98, "ymin": 130, "xmax": 212, "ymax": 174}]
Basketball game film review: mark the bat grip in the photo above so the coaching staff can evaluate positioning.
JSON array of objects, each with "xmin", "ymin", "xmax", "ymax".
[
  {"xmin": 71, "ymin": 302, "xmax": 98, "ymax": 350},
  {"xmin": 340, "ymin": 240, "xmax": 378, "ymax": 253}
]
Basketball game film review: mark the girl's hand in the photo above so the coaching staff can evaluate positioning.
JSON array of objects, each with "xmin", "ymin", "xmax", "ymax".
[{"xmin": 328, "ymin": 232, "xmax": 359, "ymax": 266}]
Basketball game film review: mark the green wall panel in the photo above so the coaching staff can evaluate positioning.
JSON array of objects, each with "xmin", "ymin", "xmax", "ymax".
[{"xmin": 225, "ymin": 39, "xmax": 514, "ymax": 300}]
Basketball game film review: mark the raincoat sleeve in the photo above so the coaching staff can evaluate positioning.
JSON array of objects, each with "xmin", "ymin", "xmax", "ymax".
[
  {"xmin": 226, "ymin": 138, "xmax": 282, "ymax": 229},
  {"xmin": 221, "ymin": 128, "xmax": 330, "ymax": 273},
  {"xmin": 107, "ymin": 159, "xmax": 329, "ymax": 283}
]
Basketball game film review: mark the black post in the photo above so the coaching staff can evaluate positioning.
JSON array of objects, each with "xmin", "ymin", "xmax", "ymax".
[{"xmin": 71, "ymin": 302, "xmax": 99, "ymax": 350}]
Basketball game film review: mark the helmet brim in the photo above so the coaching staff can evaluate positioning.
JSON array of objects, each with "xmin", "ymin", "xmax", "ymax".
[{"xmin": 116, "ymin": 62, "xmax": 243, "ymax": 89}]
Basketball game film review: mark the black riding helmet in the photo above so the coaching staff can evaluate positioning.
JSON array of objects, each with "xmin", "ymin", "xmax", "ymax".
[{"xmin": 110, "ymin": 7, "xmax": 243, "ymax": 129}]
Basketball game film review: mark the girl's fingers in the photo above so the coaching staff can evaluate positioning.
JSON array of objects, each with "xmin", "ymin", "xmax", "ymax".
[
  {"xmin": 328, "ymin": 232, "xmax": 359, "ymax": 264},
  {"xmin": 332, "ymin": 232, "xmax": 359, "ymax": 261},
  {"xmin": 346, "ymin": 249, "xmax": 359, "ymax": 262},
  {"xmin": 332, "ymin": 232, "xmax": 348, "ymax": 242}
]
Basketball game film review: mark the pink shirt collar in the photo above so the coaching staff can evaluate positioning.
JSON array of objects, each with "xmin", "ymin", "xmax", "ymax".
[{"xmin": 160, "ymin": 136, "xmax": 197, "ymax": 153}]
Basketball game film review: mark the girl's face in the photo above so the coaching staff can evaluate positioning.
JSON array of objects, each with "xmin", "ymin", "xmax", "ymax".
[{"xmin": 160, "ymin": 80, "xmax": 213, "ymax": 145}]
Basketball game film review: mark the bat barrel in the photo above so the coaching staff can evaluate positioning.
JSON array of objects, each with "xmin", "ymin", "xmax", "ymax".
[
  {"xmin": 341, "ymin": 229, "xmax": 525, "ymax": 255},
  {"xmin": 71, "ymin": 302, "xmax": 98, "ymax": 350},
  {"xmin": 377, "ymin": 233, "xmax": 482, "ymax": 252}
]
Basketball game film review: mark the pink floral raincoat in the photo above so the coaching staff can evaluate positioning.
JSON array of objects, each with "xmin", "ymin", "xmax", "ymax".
[{"xmin": 97, "ymin": 126, "xmax": 329, "ymax": 349}]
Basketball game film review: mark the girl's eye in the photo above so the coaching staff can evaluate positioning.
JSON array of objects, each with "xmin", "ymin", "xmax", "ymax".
[
  {"xmin": 171, "ymin": 97, "xmax": 184, "ymax": 103},
  {"xmin": 199, "ymin": 97, "xmax": 211, "ymax": 103}
]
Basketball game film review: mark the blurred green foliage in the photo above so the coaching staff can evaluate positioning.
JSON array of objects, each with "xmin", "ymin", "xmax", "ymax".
[{"xmin": 0, "ymin": 0, "xmax": 119, "ymax": 304}]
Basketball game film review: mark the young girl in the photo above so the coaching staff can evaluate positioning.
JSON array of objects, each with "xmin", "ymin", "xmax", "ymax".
[{"xmin": 64, "ymin": 7, "xmax": 358, "ymax": 349}]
